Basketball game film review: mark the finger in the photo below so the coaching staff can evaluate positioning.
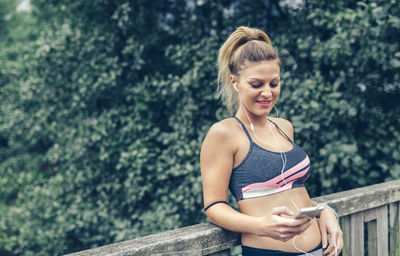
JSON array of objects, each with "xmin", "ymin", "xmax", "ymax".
[
  {"xmin": 283, "ymin": 220, "xmax": 313, "ymax": 235},
  {"xmin": 323, "ymin": 242, "xmax": 334, "ymax": 255},
  {"xmin": 330, "ymin": 246, "xmax": 338, "ymax": 256},
  {"xmin": 296, "ymin": 218, "xmax": 314, "ymax": 231},
  {"xmin": 327, "ymin": 248, "xmax": 335, "ymax": 256},
  {"xmin": 280, "ymin": 219, "xmax": 309, "ymax": 230},
  {"xmin": 324, "ymin": 232, "xmax": 337, "ymax": 256},
  {"xmin": 323, "ymin": 244, "xmax": 333, "ymax": 256},
  {"xmin": 320, "ymin": 225, "xmax": 328, "ymax": 250},
  {"xmin": 329, "ymin": 245, "xmax": 339, "ymax": 256},
  {"xmin": 289, "ymin": 215, "xmax": 314, "ymax": 226},
  {"xmin": 336, "ymin": 232, "xmax": 344, "ymax": 254},
  {"xmin": 280, "ymin": 222, "xmax": 311, "ymax": 234},
  {"xmin": 270, "ymin": 206, "xmax": 295, "ymax": 216},
  {"xmin": 330, "ymin": 231, "xmax": 337, "ymax": 250}
]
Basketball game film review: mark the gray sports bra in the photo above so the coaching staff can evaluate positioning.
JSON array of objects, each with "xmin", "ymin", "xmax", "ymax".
[{"xmin": 229, "ymin": 117, "xmax": 311, "ymax": 201}]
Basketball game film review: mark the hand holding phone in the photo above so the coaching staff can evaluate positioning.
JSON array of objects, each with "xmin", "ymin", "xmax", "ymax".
[{"xmin": 293, "ymin": 204, "xmax": 325, "ymax": 220}]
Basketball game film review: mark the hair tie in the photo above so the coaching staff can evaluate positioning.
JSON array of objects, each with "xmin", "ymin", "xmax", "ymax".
[{"xmin": 247, "ymin": 38, "xmax": 259, "ymax": 42}]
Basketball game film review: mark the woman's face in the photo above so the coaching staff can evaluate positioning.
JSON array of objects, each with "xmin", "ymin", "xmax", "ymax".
[{"xmin": 232, "ymin": 60, "xmax": 281, "ymax": 118}]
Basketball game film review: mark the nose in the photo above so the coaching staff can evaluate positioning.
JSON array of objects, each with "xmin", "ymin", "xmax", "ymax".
[{"xmin": 261, "ymin": 85, "xmax": 272, "ymax": 97}]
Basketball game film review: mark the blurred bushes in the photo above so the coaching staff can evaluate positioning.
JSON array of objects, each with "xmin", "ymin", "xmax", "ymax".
[
  {"xmin": 278, "ymin": 0, "xmax": 400, "ymax": 193},
  {"xmin": 0, "ymin": 0, "xmax": 399, "ymax": 255}
]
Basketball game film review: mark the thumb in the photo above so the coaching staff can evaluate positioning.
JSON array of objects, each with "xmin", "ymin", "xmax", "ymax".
[{"xmin": 270, "ymin": 206, "xmax": 295, "ymax": 216}]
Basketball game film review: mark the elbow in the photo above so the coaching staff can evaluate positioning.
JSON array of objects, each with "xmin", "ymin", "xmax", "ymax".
[
  {"xmin": 205, "ymin": 211, "xmax": 217, "ymax": 224},
  {"xmin": 205, "ymin": 207, "xmax": 228, "ymax": 226}
]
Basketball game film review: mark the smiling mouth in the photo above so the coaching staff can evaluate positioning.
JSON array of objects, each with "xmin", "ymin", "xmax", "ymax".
[{"xmin": 256, "ymin": 100, "xmax": 272, "ymax": 104}]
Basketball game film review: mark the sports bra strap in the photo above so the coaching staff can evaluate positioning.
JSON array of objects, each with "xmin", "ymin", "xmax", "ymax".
[
  {"xmin": 267, "ymin": 118, "xmax": 294, "ymax": 143},
  {"xmin": 234, "ymin": 117, "xmax": 293, "ymax": 144},
  {"xmin": 233, "ymin": 116, "xmax": 254, "ymax": 143}
]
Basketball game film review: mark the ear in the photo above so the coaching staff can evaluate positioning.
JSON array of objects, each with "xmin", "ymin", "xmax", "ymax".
[
  {"xmin": 230, "ymin": 75, "xmax": 237, "ymax": 85},
  {"xmin": 230, "ymin": 75, "xmax": 239, "ymax": 92}
]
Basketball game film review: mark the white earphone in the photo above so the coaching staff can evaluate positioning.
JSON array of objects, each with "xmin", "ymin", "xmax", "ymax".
[{"xmin": 233, "ymin": 82, "xmax": 239, "ymax": 92}]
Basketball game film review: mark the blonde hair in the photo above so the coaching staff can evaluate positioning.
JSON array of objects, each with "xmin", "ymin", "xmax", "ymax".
[{"xmin": 217, "ymin": 26, "xmax": 280, "ymax": 114}]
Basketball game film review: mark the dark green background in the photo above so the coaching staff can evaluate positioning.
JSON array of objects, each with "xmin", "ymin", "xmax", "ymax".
[{"xmin": 1, "ymin": 0, "xmax": 399, "ymax": 255}]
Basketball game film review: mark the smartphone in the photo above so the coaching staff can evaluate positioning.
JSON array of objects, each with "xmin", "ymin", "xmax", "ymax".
[{"xmin": 293, "ymin": 204, "xmax": 325, "ymax": 220}]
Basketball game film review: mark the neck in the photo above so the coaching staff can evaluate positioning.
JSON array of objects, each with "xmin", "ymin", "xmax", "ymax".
[
  {"xmin": 236, "ymin": 108, "xmax": 281, "ymax": 150},
  {"xmin": 236, "ymin": 108, "xmax": 271, "ymax": 128}
]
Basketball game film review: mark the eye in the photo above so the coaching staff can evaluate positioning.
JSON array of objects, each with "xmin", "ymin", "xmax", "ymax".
[
  {"xmin": 270, "ymin": 82, "xmax": 279, "ymax": 88},
  {"xmin": 250, "ymin": 83, "xmax": 263, "ymax": 88}
]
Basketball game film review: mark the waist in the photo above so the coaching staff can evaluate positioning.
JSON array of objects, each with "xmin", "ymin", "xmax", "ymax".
[
  {"xmin": 238, "ymin": 187, "xmax": 312, "ymax": 215},
  {"xmin": 238, "ymin": 187, "xmax": 321, "ymax": 251},
  {"xmin": 241, "ymin": 219, "xmax": 321, "ymax": 252}
]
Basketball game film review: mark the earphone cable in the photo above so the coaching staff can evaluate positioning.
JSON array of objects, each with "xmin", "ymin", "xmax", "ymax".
[
  {"xmin": 242, "ymin": 104, "xmax": 312, "ymax": 255},
  {"xmin": 237, "ymin": 93, "xmax": 337, "ymax": 255}
]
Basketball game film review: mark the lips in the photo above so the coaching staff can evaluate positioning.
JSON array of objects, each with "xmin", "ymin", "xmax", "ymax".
[
  {"xmin": 256, "ymin": 100, "xmax": 272, "ymax": 107},
  {"xmin": 257, "ymin": 100, "xmax": 271, "ymax": 104}
]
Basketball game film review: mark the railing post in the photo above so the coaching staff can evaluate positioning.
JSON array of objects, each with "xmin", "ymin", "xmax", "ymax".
[
  {"xmin": 367, "ymin": 220, "xmax": 377, "ymax": 256},
  {"xmin": 342, "ymin": 215, "xmax": 352, "ymax": 256},
  {"xmin": 389, "ymin": 202, "xmax": 400, "ymax": 256},
  {"xmin": 376, "ymin": 206, "xmax": 389, "ymax": 256},
  {"xmin": 351, "ymin": 211, "xmax": 364, "ymax": 256}
]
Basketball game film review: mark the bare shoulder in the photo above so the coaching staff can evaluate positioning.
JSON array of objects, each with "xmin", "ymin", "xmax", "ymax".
[
  {"xmin": 203, "ymin": 118, "xmax": 240, "ymax": 146},
  {"xmin": 269, "ymin": 117, "xmax": 294, "ymax": 141},
  {"xmin": 200, "ymin": 118, "xmax": 241, "ymax": 173}
]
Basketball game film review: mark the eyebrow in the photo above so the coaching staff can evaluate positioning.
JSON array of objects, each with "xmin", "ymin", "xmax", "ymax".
[{"xmin": 248, "ymin": 76, "xmax": 280, "ymax": 82}]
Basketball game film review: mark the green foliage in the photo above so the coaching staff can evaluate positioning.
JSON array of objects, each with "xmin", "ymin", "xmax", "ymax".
[
  {"xmin": 0, "ymin": 0, "xmax": 44, "ymax": 252},
  {"xmin": 0, "ymin": 0, "xmax": 399, "ymax": 255},
  {"xmin": 277, "ymin": 0, "xmax": 400, "ymax": 194}
]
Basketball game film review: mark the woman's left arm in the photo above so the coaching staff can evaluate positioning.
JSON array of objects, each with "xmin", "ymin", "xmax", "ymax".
[{"xmin": 311, "ymin": 200, "xmax": 344, "ymax": 256}]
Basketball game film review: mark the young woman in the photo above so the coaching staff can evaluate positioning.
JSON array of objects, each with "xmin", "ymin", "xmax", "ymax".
[{"xmin": 200, "ymin": 26, "xmax": 343, "ymax": 256}]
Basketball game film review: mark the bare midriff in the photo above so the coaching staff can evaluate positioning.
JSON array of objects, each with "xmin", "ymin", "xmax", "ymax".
[{"xmin": 238, "ymin": 187, "xmax": 321, "ymax": 252}]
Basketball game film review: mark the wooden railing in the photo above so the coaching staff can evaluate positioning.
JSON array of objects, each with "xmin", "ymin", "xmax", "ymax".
[{"xmin": 66, "ymin": 179, "xmax": 400, "ymax": 256}]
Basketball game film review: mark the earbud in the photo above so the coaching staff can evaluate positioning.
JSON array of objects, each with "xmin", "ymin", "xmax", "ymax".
[{"xmin": 233, "ymin": 82, "xmax": 239, "ymax": 92}]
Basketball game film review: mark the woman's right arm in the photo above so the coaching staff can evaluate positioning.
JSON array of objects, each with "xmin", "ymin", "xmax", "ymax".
[{"xmin": 200, "ymin": 121, "xmax": 312, "ymax": 241}]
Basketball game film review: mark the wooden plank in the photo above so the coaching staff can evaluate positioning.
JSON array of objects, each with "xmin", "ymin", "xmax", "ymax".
[
  {"xmin": 389, "ymin": 202, "xmax": 399, "ymax": 256},
  {"xmin": 364, "ymin": 207, "xmax": 378, "ymax": 256},
  {"xmin": 376, "ymin": 206, "xmax": 389, "ymax": 256},
  {"xmin": 64, "ymin": 223, "xmax": 240, "ymax": 256},
  {"xmin": 65, "ymin": 180, "xmax": 400, "ymax": 256},
  {"xmin": 351, "ymin": 212, "xmax": 364, "ymax": 256},
  {"xmin": 342, "ymin": 215, "xmax": 352, "ymax": 256},
  {"xmin": 367, "ymin": 220, "xmax": 377, "ymax": 256},
  {"xmin": 364, "ymin": 207, "xmax": 377, "ymax": 222},
  {"xmin": 313, "ymin": 179, "xmax": 400, "ymax": 217}
]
